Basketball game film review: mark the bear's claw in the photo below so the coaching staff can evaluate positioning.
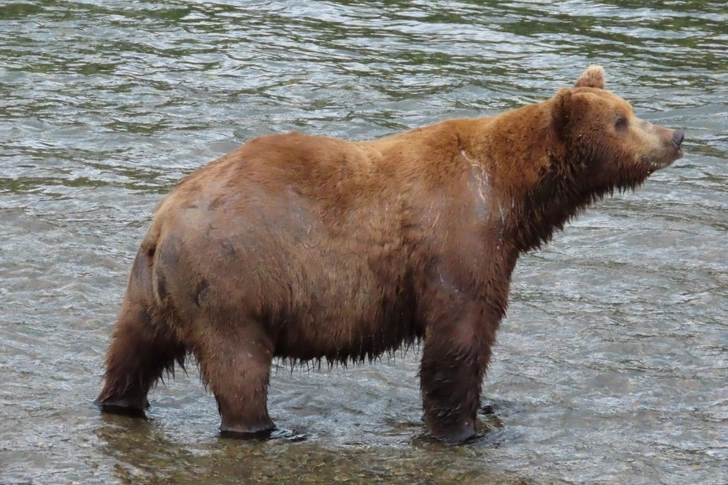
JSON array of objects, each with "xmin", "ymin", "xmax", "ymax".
[
  {"xmin": 219, "ymin": 423, "xmax": 281, "ymax": 441},
  {"xmin": 94, "ymin": 396, "xmax": 148, "ymax": 418}
]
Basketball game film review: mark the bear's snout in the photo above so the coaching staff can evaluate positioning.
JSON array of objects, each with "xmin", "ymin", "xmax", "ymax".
[{"xmin": 672, "ymin": 130, "xmax": 684, "ymax": 149}]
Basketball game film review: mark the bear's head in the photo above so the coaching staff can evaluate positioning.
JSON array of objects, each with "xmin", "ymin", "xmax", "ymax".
[
  {"xmin": 507, "ymin": 66, "xmax": 684, "ymax": 251},
  {"xmin": 551, "ymin": 65, "xmax": 683, "ymax": 194}
]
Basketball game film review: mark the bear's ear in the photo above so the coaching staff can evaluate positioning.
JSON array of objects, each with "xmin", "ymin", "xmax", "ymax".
[
  {"xmin": 574, "ymin": 65, "xmax": 605, "ymax": 89},
  {"xmin": 551, "ymin": 87, "xmax": 572, "ymax": 133}
]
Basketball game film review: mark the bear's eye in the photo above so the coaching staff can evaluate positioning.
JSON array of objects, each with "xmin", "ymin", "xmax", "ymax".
[{"xmin": 615, "ymin": 116, "xmax": 628, "ymax": 131}]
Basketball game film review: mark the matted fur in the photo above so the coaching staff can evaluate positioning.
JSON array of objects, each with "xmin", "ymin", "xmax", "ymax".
[{"xmin": 96, "ymin": 66, "xmax": 683, "ymax": 443}]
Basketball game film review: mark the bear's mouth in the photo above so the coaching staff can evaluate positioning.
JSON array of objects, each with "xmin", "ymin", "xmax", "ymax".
[
  {"xmin": 647, "ymin": 159, "xmax": 674, "ymax": 171},
  {"xmin": 642, "ymin": 148, "xmax": 682, "ymax": 173}
]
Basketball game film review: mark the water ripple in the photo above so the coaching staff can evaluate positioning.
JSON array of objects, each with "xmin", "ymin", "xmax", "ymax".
[{"xmin": 1, "ymin": 1, "xmax": 726, "ymax": 484}]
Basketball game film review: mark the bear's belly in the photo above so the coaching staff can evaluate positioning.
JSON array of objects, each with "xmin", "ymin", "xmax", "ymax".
[{"xmin": 150, "ymin": 201, "xmax": 423, "ymax": 363}]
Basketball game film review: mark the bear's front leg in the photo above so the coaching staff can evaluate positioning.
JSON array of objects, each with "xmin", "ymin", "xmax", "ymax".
[{"xmin": 419, "ymin": 299, "xmax": 498, "ymax": 444}]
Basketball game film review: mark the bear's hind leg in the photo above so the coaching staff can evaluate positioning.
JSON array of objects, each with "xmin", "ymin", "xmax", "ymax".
[
  {"xmin": 196, "ymin": 320, "xmax": 275, "ymax": 437},
  {"xmin": 96, "ymin": 295, "xmax": 186, "ymax": 416}
]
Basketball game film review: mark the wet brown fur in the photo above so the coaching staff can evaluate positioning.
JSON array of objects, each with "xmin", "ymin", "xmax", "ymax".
[{"xmin": 97, "ymin": 66, "xmax": 683, "ymax": 442}]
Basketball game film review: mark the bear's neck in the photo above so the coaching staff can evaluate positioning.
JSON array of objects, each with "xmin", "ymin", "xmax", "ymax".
[
  {"xmin": 467, "ymin": 101, "xmax": 601, "ymax": 254},
  {"xmin": 514, "ymin": 169, "xmax": 602, "ymax": 253}
]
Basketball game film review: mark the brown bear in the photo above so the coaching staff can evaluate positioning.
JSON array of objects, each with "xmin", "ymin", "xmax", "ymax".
[{"xmin": 96, "ymin": 66, "xmax": 683, "ymax": 443}]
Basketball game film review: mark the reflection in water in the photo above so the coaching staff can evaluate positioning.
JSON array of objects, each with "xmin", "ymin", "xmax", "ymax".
[
  {"xmin": 95, "ymin": 414, "xmax": 520, "ymax": 485},
  {"xmin": 0, "ymin": 1, "xmax": 726, "ymax": 484}
]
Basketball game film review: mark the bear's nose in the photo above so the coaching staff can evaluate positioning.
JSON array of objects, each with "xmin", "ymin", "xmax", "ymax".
[{"xmin": 672, "ymin": 130, "xmax": 684, "ymax": 148}]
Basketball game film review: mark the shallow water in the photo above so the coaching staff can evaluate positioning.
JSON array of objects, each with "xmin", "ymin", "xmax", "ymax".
[{"xmin": 1, "ymin": 1, "xmax": 726, "ymax": 484}]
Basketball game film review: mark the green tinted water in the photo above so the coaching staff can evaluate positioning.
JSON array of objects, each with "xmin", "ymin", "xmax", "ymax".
[{"xmin": 1, "ymin": 1, "xmax": 726, "ymax": 484}]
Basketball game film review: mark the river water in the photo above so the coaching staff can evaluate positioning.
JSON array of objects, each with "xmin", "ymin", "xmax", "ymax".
[{"xmin": 1, "ymin": 1, "xmax": 726, "ymax": 484}]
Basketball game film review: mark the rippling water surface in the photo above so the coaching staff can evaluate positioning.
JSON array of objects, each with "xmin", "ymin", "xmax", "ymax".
[{"xmin": 1, "ymin": 1, "xmax": 726, "ymax": 484}]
